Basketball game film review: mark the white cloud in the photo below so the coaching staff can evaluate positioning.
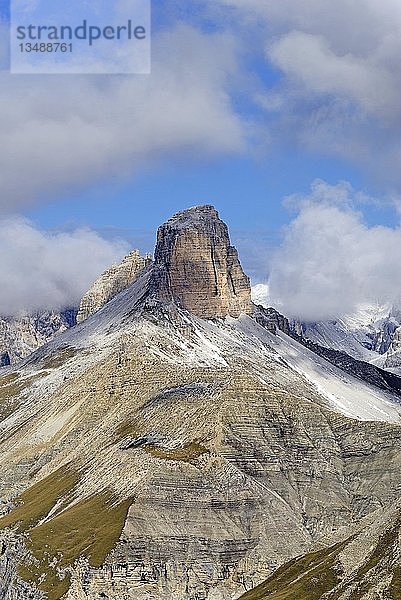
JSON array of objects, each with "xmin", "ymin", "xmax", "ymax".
[
  {"xmin": 212, "ymin": 0, "xmax": 401, "ymax": 181},
  {"xmin": 282, "ymin": 179, "xmax": 379, "ymax": 212},
  {"xmin": 268, "ymin": 31, "xmax": 397, "ymax": 116},
  {"xmin": 0, "ymin": 218, "xmax": 129, "ymax": 315},
  {"xmin": 268, "ymin": 180, "xmax": 401, "ymax": 321},
  {"xmin": 251, "ymin": 282, "xmax": 270, "ymax": 307},
  {"xmin": 0, "ymin": 25, "xmax": 246, "ymax": 211}
]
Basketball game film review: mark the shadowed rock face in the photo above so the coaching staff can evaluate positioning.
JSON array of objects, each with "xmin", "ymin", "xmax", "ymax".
[{"xmin": 151, "ymin": 205, "xmax": 253, "ymax": 318}]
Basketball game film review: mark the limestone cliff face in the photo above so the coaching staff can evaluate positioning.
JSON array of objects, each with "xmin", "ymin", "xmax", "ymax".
[
  {"xmin": 0, "ymin": 207, "xmax": 250, "ymax": 367},
  {"xmin": 151, "ymin": 205, "xmax": 253, "ymax": 318},
  {"xmin": 77, "ymin": 250, "xmax": 151, "ymax": 323}
]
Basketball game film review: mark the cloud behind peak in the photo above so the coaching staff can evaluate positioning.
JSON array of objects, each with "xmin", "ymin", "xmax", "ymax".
[
  {"xmin": 268, "ymin": 180, "xmax": 401, "ymax": 321},
  {"xmin": 0, "ymin": 218, "xmax": 129, "ymax": 315}
]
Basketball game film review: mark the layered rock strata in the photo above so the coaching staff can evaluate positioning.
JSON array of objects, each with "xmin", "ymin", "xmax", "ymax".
[
  {"xmin": 151, "ymin": 205, "xmax": 253, "ymax": 318},
  {"xmin": 1, "ymin": 206, "xmax": 401, "ymax": 599}
]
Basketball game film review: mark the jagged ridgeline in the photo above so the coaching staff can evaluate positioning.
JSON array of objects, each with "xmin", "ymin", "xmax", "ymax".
[{"xmin": 1, "ymin": 206, "xmax": 401, "ymax": 599}]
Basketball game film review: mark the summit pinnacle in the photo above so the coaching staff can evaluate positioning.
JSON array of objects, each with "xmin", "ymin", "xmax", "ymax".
[{"xmin": 151, "ymin": 205, "xmax": 253, "ymax": 318}]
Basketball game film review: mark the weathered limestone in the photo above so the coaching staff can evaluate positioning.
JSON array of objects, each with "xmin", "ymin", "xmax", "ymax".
[
  {"xmin": 150, "ymin": 205, "xmax": 253, "ymax": 318},
  {"xmin": 0, "ymin": 310, "xmax": 76, "ymax": 365},
  {"xmin": 77, "ymin": 250, "xmax": 151, "ymax": 323}
]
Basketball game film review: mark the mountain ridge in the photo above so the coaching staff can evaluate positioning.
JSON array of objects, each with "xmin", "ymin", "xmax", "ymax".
[{"xmin": 1, "ymin": 206, "xmax": 401, "ymax": 599}]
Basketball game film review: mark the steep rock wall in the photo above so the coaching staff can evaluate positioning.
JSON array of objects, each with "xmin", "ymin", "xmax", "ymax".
[{"xmin": 151, "ymin": 205, "xmax": 253, "ymax": 319}]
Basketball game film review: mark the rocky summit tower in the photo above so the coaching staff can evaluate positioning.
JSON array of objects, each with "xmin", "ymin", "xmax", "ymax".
[
  {"xmin": 3, "ymin": 206, "xmax": 401, "ymax": 600},
  {"xmin": 150, "ymin": 205, "xmax": 253, "ymax": 318}
]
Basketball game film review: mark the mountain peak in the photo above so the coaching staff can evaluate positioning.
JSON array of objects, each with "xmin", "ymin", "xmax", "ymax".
[
  {"xmin": 76, "ymin": 249, "xmax": 151, "ymax": 323},
  {"xmin": 162, "ymin": 204, "xmax": 220, "ymax": 228},
  {"xmin": 151, "ymin": 204, "xmax": 253, "ymax": 318}
]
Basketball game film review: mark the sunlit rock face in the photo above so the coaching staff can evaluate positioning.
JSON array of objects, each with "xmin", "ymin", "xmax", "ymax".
[
  {"xmin": 77, "ymin": 250, "xmax": 151, "ymax": 323},
  {"xmin": 151, "ymin": 205, "xmax": 253, "ymax": 319}
]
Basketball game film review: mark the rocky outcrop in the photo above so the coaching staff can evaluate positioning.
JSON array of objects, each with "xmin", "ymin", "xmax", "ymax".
[
  {"xmin": 0, "ymin": 251, "xmax": 150, "ymax": 366},
  {"xmin": 254, "ymin": 305, "xmax": 291, "ymax": 335},
  {"xmin": 77, "ymin": 250, "xmax": 151, "ymax": 323},
  {"xmin": 0, "ymin": 309, "xmax": 77, "ymax": 365},
  {"xmin": 0, "ymin": 207, "xmax": 249, "ymax": 366},
  {"xmin": 262, "ymin": 306, "xmax": 401, "ymax": 398},
  {"xmin": 150, "ymin": 205, "xmax": 253, "ymax": 318},
  {"xmin": 3, "ymin": 206, "xmax": 401, "ymax": 599},
  {"xmin": 383, "ymin": 325, "xmax": 401, "ymax": 370}
]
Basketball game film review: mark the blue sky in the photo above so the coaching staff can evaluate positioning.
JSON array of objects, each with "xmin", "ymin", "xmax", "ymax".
[
  {"xmin": 1, "ymin": 0, "xmax": 395, "ymax": 233},
  {"xmin": 26, "ymin": 152, "xmax": 370, "ymax": 239},
  {"xmin": 2, "ymin": 0, "xmax": 401, "ymax": 316}
]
